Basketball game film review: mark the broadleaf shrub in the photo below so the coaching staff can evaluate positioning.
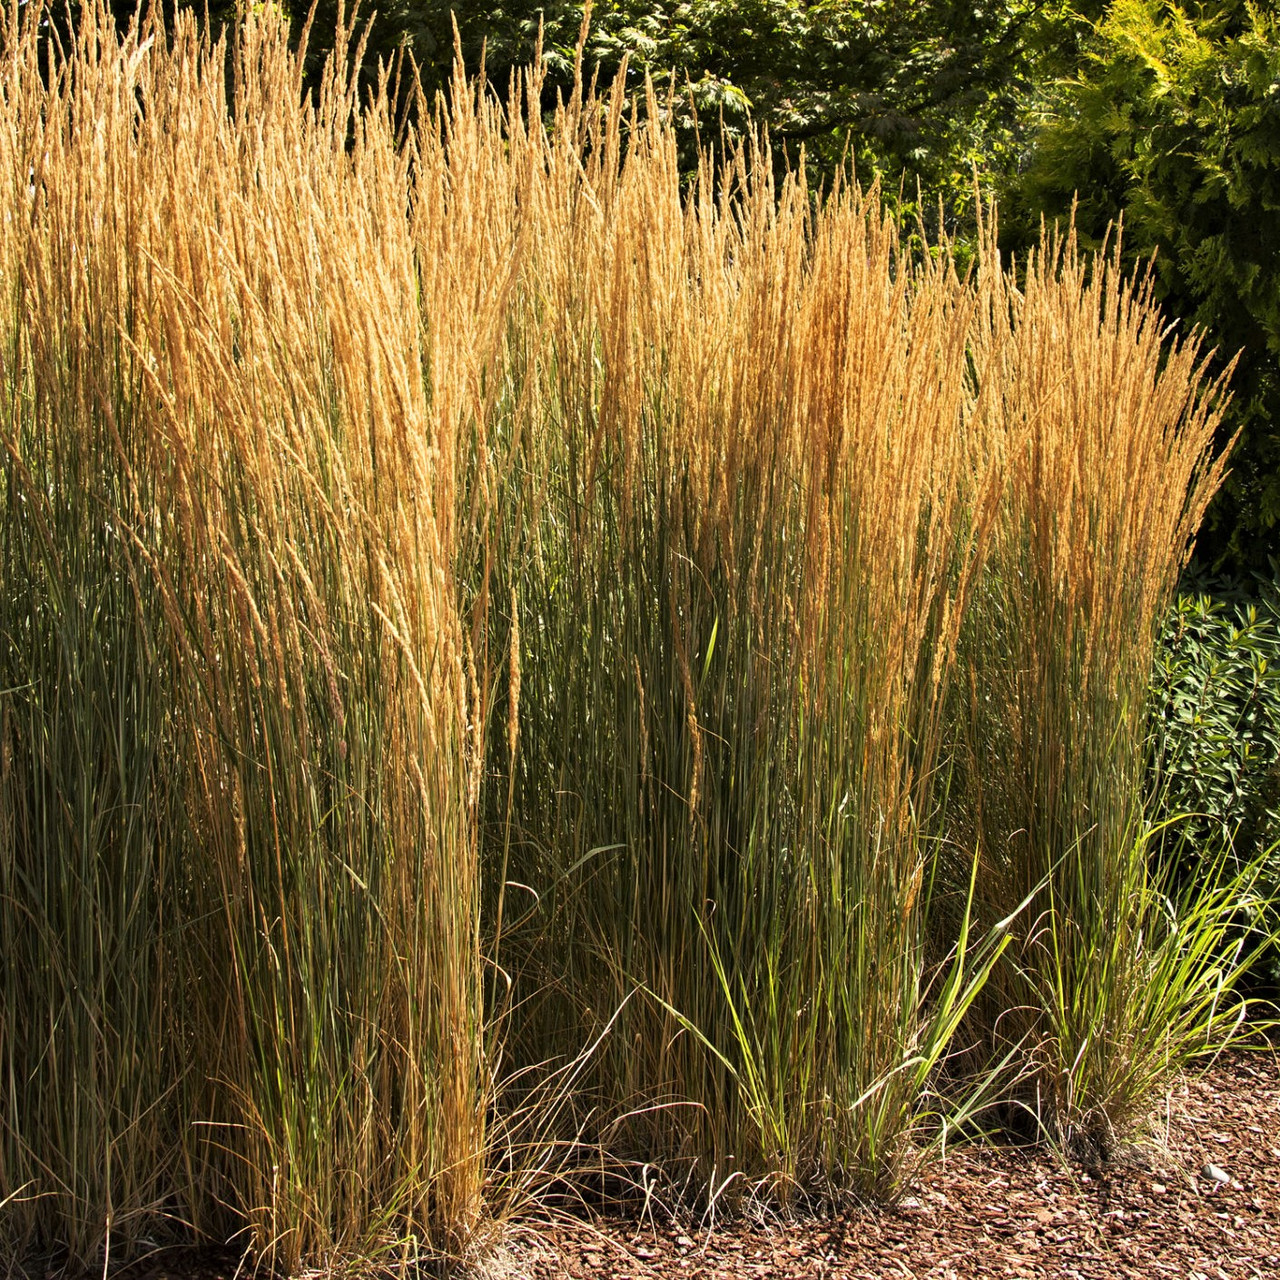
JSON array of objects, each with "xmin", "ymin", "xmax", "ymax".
[{"xmin": 1149, "ymin": 568, "xmax": 1280, "ymax": 973}]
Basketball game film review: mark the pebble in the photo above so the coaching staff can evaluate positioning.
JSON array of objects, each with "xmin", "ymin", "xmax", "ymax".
[{"xmin": 1202, "ymin": 1162, "xmax": 1230, "ymax": 1184}]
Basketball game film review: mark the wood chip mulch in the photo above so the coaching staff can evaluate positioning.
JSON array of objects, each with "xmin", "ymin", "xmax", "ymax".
[{"xmin": 492, "ymin": 1048, "xmax": 1280, "ymax": 1280}]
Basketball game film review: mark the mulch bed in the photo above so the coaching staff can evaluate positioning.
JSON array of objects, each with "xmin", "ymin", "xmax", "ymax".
[{"xmin": 495, "ymin": 1048, "xmax": 1280, "ymax": 1280}]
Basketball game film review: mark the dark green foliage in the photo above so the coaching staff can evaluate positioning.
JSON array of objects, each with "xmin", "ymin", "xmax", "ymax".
[
  {"xmin": 97, "ymin": 3, "xmax": 1082, "ymax": 222},
  {"xmin": 266, "ymin": 2, "xmax": 1083, "ymax": 217},
  {"xmin": 1151, "ymin": 574, "xmax": 1280, "ymax": 862},
  {"xmin": 555, "ymin": 1, "xmax": 1070, "ymax": 202},
  {"xmin": 1009, "ymin": 0, "xmax": 1280, "ymax": 573},
  {"xmin": 1149, "ymin": 569, "xmax": 1280, "ymax": 976}
]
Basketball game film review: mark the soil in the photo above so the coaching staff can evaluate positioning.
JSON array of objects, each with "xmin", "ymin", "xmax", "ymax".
[
  {"xmin": 99, "ymin": 1048, "xmax": 1280, "ymax": 1280},
  {"xmin": 493, "ymin": 1047, "xmax": 1280, "ymax": 1280}
]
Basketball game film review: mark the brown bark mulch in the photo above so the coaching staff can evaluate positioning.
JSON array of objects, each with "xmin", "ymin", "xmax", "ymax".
[{"xmin": 493, "ymin": 1048, "xmax": 1280, "ymax": 1280}]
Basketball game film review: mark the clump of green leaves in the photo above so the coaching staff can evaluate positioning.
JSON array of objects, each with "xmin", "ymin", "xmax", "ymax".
[{"xmin": 1149, "ymin": 569, "xmax": 1280, "ymax": 976}]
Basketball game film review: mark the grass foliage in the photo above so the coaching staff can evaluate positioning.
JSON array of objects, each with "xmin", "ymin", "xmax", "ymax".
[{"xmin": 0, "ymin": 4, "xmax": 1267, "ymax": 1272}]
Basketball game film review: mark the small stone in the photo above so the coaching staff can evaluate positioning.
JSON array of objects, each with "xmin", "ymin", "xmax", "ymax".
[
  {"xmin": 1152, "ymin": 1182, "xmax": 1167, "ymax": 1194},
  {"xmin": 1202, "ymin": 1163, "xmax": 1230, "ymax": 1184}
]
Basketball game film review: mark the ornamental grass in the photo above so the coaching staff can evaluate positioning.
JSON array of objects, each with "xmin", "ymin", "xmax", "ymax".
[{"xmin": 0, "ymin": 5, "xmax": 1258, "ymax": 1274}]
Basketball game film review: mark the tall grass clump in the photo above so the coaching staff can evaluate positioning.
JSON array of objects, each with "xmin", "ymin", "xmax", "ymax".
[
  {"xmin": 0, "ymin": 9, "xmax": 186, "ymax": 1261},
  {"xmin": 952, "ymin": 223, "xmax": 1251, "ymax": 1154},
  {"xmin": 475, "ymin": 66, "xmax": 1009, "ymax": 1203},
  {"xmin": 0, "ymin": 5, "xmax": 485, "ymax": 1269}
]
